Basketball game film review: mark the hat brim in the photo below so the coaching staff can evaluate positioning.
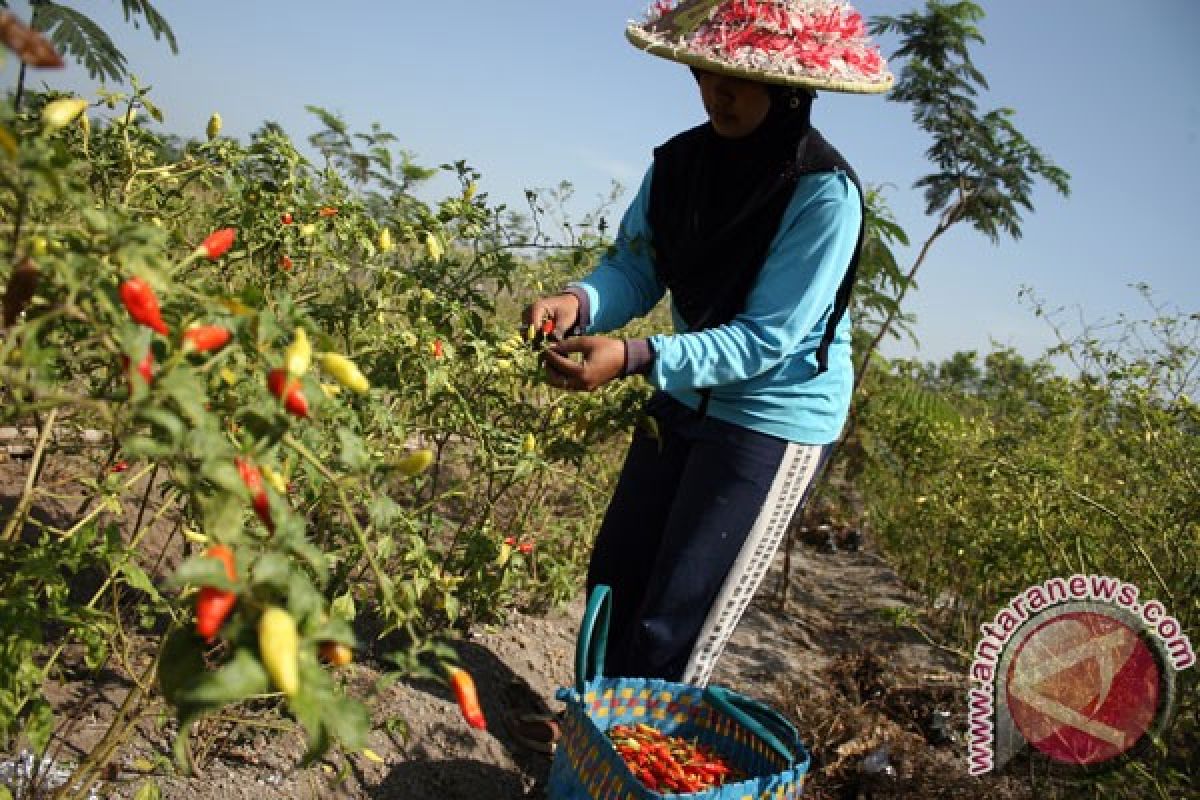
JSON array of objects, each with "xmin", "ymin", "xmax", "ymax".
[{"xmin": 626, "ymin": 24, "xmax": 893, "ymax": 95}]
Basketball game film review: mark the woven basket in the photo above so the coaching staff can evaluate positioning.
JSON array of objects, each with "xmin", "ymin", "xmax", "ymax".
[{"xmin": 546, "ymin": 586, "xmax": 810, "ymax": 799}]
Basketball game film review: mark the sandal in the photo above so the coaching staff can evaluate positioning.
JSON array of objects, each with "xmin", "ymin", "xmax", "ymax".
[{"xmin": 504, "ymin": 710, "xmax": 562, "ymax": 755}]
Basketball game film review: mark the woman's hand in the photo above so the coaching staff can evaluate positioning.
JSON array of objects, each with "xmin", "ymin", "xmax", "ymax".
[
  {"xmin": 522, "ymin": 293, "xmax": 580, "ymax": 342},
  {"xmin": 542, "ymin": 336, "xmax": 625, "ymax": 391}
]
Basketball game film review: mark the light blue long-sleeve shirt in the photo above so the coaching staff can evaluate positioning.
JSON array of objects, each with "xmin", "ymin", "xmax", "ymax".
[{"xmin": 570, "ymin": 165, "xmax": 860, "ymax": 444}]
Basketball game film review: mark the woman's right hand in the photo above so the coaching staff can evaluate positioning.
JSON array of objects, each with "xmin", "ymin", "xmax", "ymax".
[{"xmin": 522, "ymin": 293, "xmax": 580, "ymax": 342}]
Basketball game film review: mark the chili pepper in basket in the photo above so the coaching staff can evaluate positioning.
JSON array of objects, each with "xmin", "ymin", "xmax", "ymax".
[
  {"xmin": 195, "ymin": 544, "xmax": 237, "ymax": 642},
  {"xmin": 119, "ymin": 277, "xmax": 168, "ymax": 335},
  {"xmin": 609, "ymin": 723, "xmax": 743, "ymax": 793}
]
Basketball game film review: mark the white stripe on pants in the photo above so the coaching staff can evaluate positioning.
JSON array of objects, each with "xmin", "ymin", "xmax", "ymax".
[{"xmin": 682, "ymin": 442, "xmax": 822, "ymax": 687}]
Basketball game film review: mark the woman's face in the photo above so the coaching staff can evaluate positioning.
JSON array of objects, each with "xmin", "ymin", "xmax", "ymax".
[{"xmin": 693, "ymin": 69, "xmax": 771, "ymax": 138}]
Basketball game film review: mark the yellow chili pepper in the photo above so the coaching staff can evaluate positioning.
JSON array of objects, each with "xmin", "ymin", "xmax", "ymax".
[
  {"xmin": 285, "ymin": 328, "xmax": 312, "ymax": 377},
  {"xmin": 319, "ymin": 353, "xmax": 369, "ymax": 394},
  {"xmin": 258, "ymin": 607, "xmax": 300, "ymax": 697},
  {"xmin": 261, "ymin": 465, "xmax": 288, "ymax": 494},
  {"xmin": 206, "ymin": 112, "xmax": 222, "ymax": 141},
  {"xmin": 395, "ymin": 449, "xmax": 434, "ymax": 477},
  {"xmin": 423, "ymin": 232, "xmax": 443, "ymax": 262},
  {"xmin": 42, "ymin": 97, "xmax": 89, "ymax": 132}
]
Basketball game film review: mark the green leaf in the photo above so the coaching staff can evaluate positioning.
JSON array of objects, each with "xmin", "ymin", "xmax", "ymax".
[
  {"xmin": 337, "ymin": 429, "xmax": 370, "ymax": 471},
  {"xmin": 330, "ymin": 592, "xmax": 356, "ymax": 622},
  {"xmin": 169, "ymin": 552, "xmax": 235, "ymax": 591},
  {"xmin": 368, "ymin": 495, "xmax": 402, "ymax": 528},
  {"xmin": 198, "ymin": 491, "xmax": 244, "ymax": 542},
  {"xmin": 36, "ymin": 3, "xmax": 126, "ymax": 82},
  {"xmin": 141, "ymin": 96, "xmax": 164, "ymax": 124},
  {"xmin": 136, "ymin": 407, "xmax": 186, "ymax": 446},
  {"xmin": 322, "ymin": 695, "xmax": 370, "ymax": 752},
  {"xmin": 119, "ymin": 559, "xmax": 163, "ymax": 602},
  {"xmin": 201, "ymin": 459, "xmax": 244, "ymax": 496},
  {"xmin": 311, "ymin": 615, "xmax": 355, "ymax": 647},
  {"xmin": 157, "ymin": 629, "xmax": 206, "ymax": 708},
  {"xmin": 159, "ymin": 368, "xmax": 210, "ymax": 425},
  {"xmin": 132, "ymin": 780, "xmax": 161, "ymax": 800},
  {"xmin": 287, "ymin": 572, "xmax": 324, "ymax": 622},
  {"xmin": 176, "ymin": 648, "xmax": 269, "ymax": 718},
  {"xmin": 119, "ymin": 0, "xmax": 178, "ymax": 51},
  {"xmin": 252, "ymin": 552, "xmax": 291, "ymax": 592}
]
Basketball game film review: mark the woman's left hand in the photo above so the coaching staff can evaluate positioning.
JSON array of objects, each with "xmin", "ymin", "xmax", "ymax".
[{"xmin": 542, "ymin": 336, "xmax": 625, "ymax": 391}]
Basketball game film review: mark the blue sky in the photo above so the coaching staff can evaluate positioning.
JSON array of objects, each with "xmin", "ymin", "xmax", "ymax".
[{"xmin": 5, "ymin": 1, "xmax": 1197, "ymax": 364}]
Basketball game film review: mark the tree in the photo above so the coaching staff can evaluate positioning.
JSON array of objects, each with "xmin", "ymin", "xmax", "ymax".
[
  {"xmin": 858, "ymin": 0, "xmax": 1071, "ymax": 385},
  {"xmin": 4, "ymin": 0, "xmax": 177, "ymax": 108}
]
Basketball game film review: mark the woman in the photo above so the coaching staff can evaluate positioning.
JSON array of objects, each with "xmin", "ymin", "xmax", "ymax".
[{"xmin": 525, "ymin": 0, "xmax": 891, "ymax": 691}]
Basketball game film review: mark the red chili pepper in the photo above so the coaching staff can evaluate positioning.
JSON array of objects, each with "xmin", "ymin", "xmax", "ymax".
[
  {"xmin": 517, "ymin": 542, "xmax": 534, "ymax": 555},
  {"xmin": 317, "ymin": 206, "xmax": 338, "ymax": 218},
  {"xmin": 609, "ymin": 724, "xmax": 742, "ymax": 791},
  {"xmin": 267, "ymin": 368, "xmax": 310, "ymax": 419},
  {"xmin": 432, "ymin": 339, "xmax": 444, "ymax": 360},
  {"xmin": 541, "ymin": 318, "xmax": 555, "ymax": 336},
  {"xmin": 235, "ymin": 457, "xmax": 273, "ymax": 530},
  {"xmin": 120, "ymin": 349, "xmax": 155, "ymax": 388},
  {"xmin": 447, "ymin": 667, "xmax": 487, "ymax": 730},
  {"xmin": 195, "ymin": 544, "xmax": 237, "ymax": 642},
  {"xmin": 110, "ymin": 460, "xmax": 129, "ymax": 473},
  {"xmin": 199, "ymin": 228, "xmax": 236, "ymax": 260},
  {"xmin": 281, "ymin": 212, "xmax": 293, "ymax": 225},
  {"xmin": 119, "ymin": 277, "xmax": 168, "ymax": 335},
  {"xmin": 279, "ymin": 254, "xmax": 293, "ymax": 271},
  {"xmin": 182, "ymin": 325, "xmax": 231, "ymax": 353}
]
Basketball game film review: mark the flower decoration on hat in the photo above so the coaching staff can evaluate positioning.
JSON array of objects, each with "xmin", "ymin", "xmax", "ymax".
[{"xmin": 628, "ymin": 0, "xmax": 893, "ymax": 94}]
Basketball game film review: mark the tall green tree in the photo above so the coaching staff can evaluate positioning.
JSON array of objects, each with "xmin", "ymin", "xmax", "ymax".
[
  {"xmin": 859, "ymin": 0, "xmax": 1070, "ymax": 383},
  {"xmin": 4, "ymin": 0, "xmax": 177, "ymax": 107}
]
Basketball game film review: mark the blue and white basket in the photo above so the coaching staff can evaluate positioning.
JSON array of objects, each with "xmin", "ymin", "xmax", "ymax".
[{"xmin": 547, "ymin": 586, "xmax": 811, "ymax": 799}]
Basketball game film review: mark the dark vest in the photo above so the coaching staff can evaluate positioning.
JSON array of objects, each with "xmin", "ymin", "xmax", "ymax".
[{"xmin": 648, "ymin": 125, "xmax": 865, "ymax": 376}]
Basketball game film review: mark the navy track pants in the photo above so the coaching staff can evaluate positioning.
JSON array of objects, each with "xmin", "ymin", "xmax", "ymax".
[{"xmin": 585, "ymin": 391, "xmax": 828, "ymax": 685}]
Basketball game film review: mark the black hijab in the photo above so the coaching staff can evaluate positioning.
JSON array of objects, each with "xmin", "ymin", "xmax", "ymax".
[{"xmin": 648, "ymin": 73, "xmax": 874, "ymax": 358}]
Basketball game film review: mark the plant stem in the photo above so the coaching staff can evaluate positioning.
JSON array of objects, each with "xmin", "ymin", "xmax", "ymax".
[
  {"xmin": 285, "ymin": 434, "xmax": 392, "ymax": 603},
  {"xmin": 1, "ymin": 407, "xmax": 58, "ymax": 542},
  {"xmin": 53, "ymin": 654, "xmax": 161, "ymax": 800}
]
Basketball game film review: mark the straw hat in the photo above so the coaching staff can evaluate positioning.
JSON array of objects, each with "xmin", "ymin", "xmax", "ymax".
[{"xmin": 626, "ymin": 0, "xmax": 893, "ymax": 94}]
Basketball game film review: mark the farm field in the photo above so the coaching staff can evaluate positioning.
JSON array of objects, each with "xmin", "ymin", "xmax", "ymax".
[{"xmin": 1, "ymin": 4, "xmax": 1195, "ymax": 799}]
